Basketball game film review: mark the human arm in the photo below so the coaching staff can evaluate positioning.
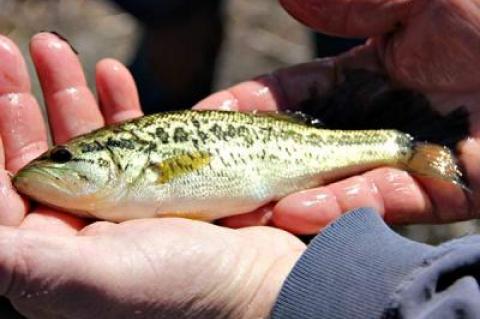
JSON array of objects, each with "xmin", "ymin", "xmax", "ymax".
[{"xmin": 272, "ymin": 208, "xmax": 480, "ymax": 319}]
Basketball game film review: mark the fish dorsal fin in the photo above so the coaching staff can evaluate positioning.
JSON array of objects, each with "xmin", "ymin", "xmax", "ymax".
[
  {"xmin": 152, "ymin": 151, "xmax": 211, "ymax": 184},
  {"xmin": 252, "ymin": 110, "xmax": 323, "ymax": 127}
]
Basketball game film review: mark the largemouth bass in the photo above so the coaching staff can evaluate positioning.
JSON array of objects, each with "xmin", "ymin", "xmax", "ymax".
[{"xmin": 13, "ymin": 110, "xmax": 463, "ymax": 222}]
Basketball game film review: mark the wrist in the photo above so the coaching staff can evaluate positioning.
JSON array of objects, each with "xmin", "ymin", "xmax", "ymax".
[
  {"xmin": 242, "ymin": 250, "xmax": 305, "ymax": 319},
  {"xmin": 271, "ymin": 208, "xmax": 437, "ymax": 318}
]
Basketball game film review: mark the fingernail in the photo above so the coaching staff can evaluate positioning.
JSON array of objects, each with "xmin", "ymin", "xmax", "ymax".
[{"xmin": 38, "ymin": 30, "xmax": 79, "ymax": 55}]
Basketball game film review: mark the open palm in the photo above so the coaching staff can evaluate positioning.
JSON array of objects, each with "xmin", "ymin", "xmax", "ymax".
[{"xmin": 1, "ymin": 215, "xmax": 303, "ymax": 319}]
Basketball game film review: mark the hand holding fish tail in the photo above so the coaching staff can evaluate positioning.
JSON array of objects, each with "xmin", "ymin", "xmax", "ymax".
[{"xmin": 196, "ymin": 0, "xmax": 480, "ymax": 233}]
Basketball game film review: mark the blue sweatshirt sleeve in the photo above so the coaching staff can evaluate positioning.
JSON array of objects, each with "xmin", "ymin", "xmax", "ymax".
[{"xmin": 271, "ymin": 208, "xmax": 480, "ymax": 319}]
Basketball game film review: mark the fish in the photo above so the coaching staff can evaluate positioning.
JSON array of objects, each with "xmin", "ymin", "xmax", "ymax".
[{"xmin": 12, "ymin": 110, "xmax": 463, "ymax": 222}]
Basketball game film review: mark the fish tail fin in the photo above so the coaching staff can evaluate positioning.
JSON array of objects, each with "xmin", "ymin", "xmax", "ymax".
[{"xmin": 406, "ymin": 143, "xmax": 468, "ymax": 190}]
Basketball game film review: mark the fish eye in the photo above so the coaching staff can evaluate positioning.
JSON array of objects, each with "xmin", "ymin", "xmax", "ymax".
[{"xmin": 50, "ymin": 147, "xmax": 73, "ymax": 163}]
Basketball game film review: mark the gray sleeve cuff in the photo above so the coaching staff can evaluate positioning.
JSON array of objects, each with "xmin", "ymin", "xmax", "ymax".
[{"xmin": 271, "ymin": 208, "xmax": 480, "ymax": 319}]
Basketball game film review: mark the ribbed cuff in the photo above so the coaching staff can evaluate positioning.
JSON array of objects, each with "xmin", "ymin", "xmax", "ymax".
[{"xmin": 271, "ymin": 208, "xmax": 435, "ymax": 319}]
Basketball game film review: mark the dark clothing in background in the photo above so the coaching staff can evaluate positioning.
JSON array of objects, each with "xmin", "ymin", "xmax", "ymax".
[
  {"xmin": 113, "ymin": 0, "xmax": 225, "ymax": 113},
  {"xmin": 111, "ymin": 0, "xmax": 363, "ymax": 113},
  {"xmin": 0, "ymin": 298, "xmax": 25, "ymax": 318},
  {"xmin": 272, "ymin": 208, "xmax": 480, "ymax": 319},
  {"xmin": 113, "ymin": 0, "xmax": 223, "ymax": 26}
]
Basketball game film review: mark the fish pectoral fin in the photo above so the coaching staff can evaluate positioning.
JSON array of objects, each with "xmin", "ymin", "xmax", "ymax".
[{"xmin": 152, "ymin": 151, "xmax": 212, "ymax": 184}]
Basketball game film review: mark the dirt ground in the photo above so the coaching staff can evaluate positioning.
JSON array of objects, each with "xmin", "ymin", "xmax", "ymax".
[
  {"xmin": 0, "ymin": 0, "xmax": 478, "ymax": 243},
  {"xmin": 0, "ymin": 0, "xmax": 312, "ymax": 96}
]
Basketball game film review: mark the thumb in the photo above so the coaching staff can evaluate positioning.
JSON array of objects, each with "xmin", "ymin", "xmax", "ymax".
[{"xmin": 279, "ymin": 0, "xmax": 414, "ymax": 37}]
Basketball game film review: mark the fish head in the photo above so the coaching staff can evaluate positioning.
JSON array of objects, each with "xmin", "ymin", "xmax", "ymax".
[{"xmin": 13, "ymin": 142, "xmax": 119, "ymax": 216}]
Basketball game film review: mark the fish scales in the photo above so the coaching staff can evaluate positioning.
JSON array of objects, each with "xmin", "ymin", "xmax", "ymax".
[{"xmin": 13, "ymin": 110, "xmax": 462, "ymax": 222}]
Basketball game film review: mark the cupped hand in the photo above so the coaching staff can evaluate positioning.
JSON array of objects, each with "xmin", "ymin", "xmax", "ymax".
[
  {"xmin": 0, "ymin": 33, "xmax": 304, "ymax": 319},
  {"xmin": 0, "ymin": 216, "xmax": 303, "ymax": 319},
  {"xmin": 194, "ymin": 0, "xmax": 480, "ymax": 234}
]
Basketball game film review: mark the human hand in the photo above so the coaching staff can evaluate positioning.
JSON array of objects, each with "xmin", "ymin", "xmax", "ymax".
[
  {"xmin": 0, "ymin": 214, "xmax": 303, "ymax": 319},
  {"xmin": 194, "ymin": 0, "xmax": 480, "ymax": 234},
  {"xmin": 0, "ymin": 33, "xmax": 304, "ymax": 318},
  {"xmin": 0, "ymin": 32, "xmax": 143, "ymax": 227}
]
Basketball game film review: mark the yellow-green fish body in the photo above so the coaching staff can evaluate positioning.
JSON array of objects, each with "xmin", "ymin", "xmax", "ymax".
[{"xmin": 13, "ymin": 110, "xmax": 462, "ymax": 222}]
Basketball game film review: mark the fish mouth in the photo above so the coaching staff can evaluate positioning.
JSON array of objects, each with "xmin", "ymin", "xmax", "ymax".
[
  {"xmin": 12, "ymin": 166, "xmax": 99, "ymax": 219},
  {"xmin": 13, "ymin": 165, "xmax": 67, "ymax": 194}
]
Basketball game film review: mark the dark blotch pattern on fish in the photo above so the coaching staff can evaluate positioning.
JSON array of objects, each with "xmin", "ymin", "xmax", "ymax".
[
  {"xmin": 106, "ymin": 138, "xmax": 136, "ymax": 150},
  {"xmin": 156, "ymin": 128, "xmax": 169, "ymax": 144},
  {"xmin": 80, "ymin": 142, "xmax": 104, "ymax": 153},
  {"xmin": 173, "ymin": 127, "xmax": 189, "ymax": 143}
]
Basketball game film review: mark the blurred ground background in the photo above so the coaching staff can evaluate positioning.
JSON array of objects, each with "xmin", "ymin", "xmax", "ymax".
[
  {"xmin": 0, "ymin": 0, "xmax": 478, "ymax": 243},
  {"xmin": 0, "ymin": 0, "xmax": 312, "ymax": 98}
]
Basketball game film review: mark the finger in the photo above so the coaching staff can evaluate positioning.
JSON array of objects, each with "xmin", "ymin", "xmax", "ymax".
[
  {"xmin": 96, "ymin": 58, "xmax": 143, "ymax": 124},
  {"xmin": 78, "ymin": 221, "xmax": 116, "ymax": 236},
  {"xmin": 19, "ymin": 206, "xmax": 87, "ymax": 235},
  {"xmin": 0, "ymin": 36, "xmax": 49, "ymax": 172},
  {"xmin": 415, "ymin": 104, "xmax": 480, "ymax": 221},
  {"xmin": 451, "ymin": 136, "xmax": 480, "ymax": 220},
  {"xmin": 193, "ymin": 79, "xmax": 282, "ymax": 111},
  {"xmin": 218, "ymin": 204, "xmax": 274, "ymax": 228},
  {"xmin": 279, "ymin": 0, "xmax": 414, "ymax": 37},
  {"xmin": 195, "ymin": 44, "xmax": 384, "ymax": 113},
  {"xmin": 30, "ymin": 32, "xmax": 104, "ymax": 144},
  {"xmin": 273, "ymin": 168, "xmax": 432, "ymax": 234},
  {"xmin": 0, "ymin": 139, "xmax": 28, "ymax": 226},
  {"xmin": 194, "ymin": 59, "xmax": 338, "ymax": 112},
  {"xmin": 0, "ymin": 36, "xmax": 48, "ymax": 226}
]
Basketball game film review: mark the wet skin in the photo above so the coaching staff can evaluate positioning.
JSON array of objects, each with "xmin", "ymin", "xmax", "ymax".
[{"xmin": 0, "ymin": 0, "xmax": 480, "ymax": 317}]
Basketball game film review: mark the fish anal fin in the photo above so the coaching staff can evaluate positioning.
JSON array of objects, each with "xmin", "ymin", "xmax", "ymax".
[{"xmin": 153, "ymin": 151, "xmax": 211, "ymax": 184}]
